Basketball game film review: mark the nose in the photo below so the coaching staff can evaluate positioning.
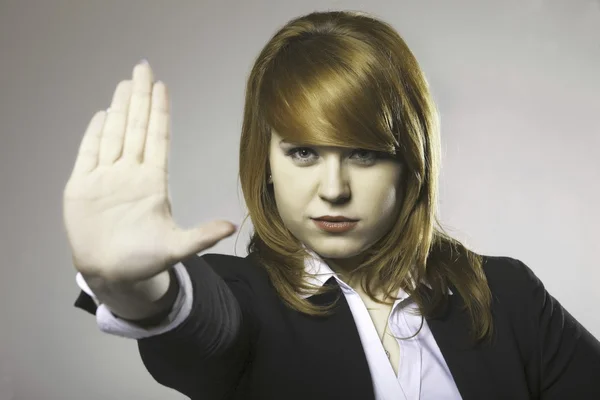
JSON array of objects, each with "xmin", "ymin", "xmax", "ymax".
[{"xmin": 318, "ymin": 158, "xmax": 350, "ymax": 204}]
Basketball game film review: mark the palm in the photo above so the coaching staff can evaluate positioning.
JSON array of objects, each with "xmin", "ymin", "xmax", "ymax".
[
  {"xmin": 64, "ymin": 163, "xmax": 173, "ymax": 281},
  {"xmin": 64, "ymin": 62, "xmax": 235, "ymax": 283}
]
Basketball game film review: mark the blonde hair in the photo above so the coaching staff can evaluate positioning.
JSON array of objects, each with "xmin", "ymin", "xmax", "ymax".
[{"xmin": 238, "ymin": 10, "xmax": 493, "ymax": 342}]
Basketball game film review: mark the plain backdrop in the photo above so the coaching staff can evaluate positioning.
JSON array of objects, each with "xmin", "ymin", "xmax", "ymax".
[{"xmin": 0, "ymin": 0, "xmax": 598, "ymax": 399}]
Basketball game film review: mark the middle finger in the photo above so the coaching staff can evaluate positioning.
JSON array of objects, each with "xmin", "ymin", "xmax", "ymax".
[{"xmin": 122, "ymin": 60, "xmax": 153, "ymax": 162}]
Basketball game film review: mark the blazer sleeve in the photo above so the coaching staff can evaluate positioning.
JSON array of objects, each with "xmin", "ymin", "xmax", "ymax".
[
  {"xmin": 75, "ymin": 264, "xmax": 193, "ymax": 338},
  {"xmin": 75, "ymin": 254, "xmax": 258, "ymax": 399},
  {"xmin": 519, "ymin": 260, "xmax": 600, "ymax": 398}
]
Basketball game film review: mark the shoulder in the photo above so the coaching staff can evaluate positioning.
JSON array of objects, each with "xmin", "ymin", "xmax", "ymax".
[
  {"xmin": 475, "ymin": 255, "xmax": 549, "ymax": 352},
  {"xmin": 475, "ymin": 254, "xmax": 550, "ymax": 330},
  {"xmin": 477, "ymin": 255, "xmax": 600, "ymax": 396},
  {"xmin": 476, "ymin": 254, "xmax": 559, "ymax": 339},
  {"xmin": 478, "ymin": 254, "xmax": 543, "ymax": 298}
]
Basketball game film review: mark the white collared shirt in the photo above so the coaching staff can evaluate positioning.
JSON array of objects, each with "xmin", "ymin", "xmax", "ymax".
[{"xmin": 77, "ymin": 253, "xmax": 462, "ymax": 400}]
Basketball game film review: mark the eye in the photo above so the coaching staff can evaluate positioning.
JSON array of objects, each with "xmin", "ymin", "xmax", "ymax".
[
  {"xmin": 286, "ymin": 147, "xmax": 317, "ymax": 163},
  {"xmin": 350, "ymin": 149, "xmax": 379, "ymax": 164}
]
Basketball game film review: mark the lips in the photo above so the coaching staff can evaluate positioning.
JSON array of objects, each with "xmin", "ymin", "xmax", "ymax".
[
  {"xmin": 312, "ymin": 216, "xmax": 358, "ymax": 222},
  {"xmin": 312, "ymin": 216, "xmax": 359, "ymax": 233}
]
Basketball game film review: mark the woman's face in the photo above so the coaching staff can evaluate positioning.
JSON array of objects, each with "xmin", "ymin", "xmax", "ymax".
[{"xmin": 269, "ymin": 130, "xmax": 405, "ymax": 261}]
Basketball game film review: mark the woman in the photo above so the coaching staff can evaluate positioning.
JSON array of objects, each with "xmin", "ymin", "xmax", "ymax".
[{"xmin": 65, "ymin": 10, "xmax": 600, "ymax": 400}]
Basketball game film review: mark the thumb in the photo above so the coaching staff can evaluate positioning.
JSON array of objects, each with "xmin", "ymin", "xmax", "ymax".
[{"xmin": 167, "ymin": 220, "xmax": 237, "ymax": 260}]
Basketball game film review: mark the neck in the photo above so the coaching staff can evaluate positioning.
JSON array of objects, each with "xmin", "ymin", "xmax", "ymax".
[
  {"xmin": 323, "ymin": 252, "xmax": 362, "ymax": 273},
  {"xmin": 323, "ymin": 253, "xmax": 373, "ymax": 290},
  {"xmin": 322, "ymin": 254, "xmax": 396, "ymax": 303}
]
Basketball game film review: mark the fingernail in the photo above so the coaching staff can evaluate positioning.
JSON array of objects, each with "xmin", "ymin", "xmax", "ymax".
[{"xmin": 139, "ymin": 58, "xmax": 149, "ymax": 65}]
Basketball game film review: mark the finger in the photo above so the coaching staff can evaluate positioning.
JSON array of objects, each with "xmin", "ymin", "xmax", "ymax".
[
  {"xmin": 98, "ymin": 80, "xmax": 133, "ymax": 165},
  {"xmin": 71, "ymin": 111, "xmax": 106, "ymax": 176},
  {"xmin": 122, "ymin": 61, "xmax": 153, "ymax": 162},
  {"xmin": 167, "ymin": 221, "xmax": 237, "ymax": 260},
  {"xmin": 144, "ymin": 81, "xmax": 170, "ymax": 171}
]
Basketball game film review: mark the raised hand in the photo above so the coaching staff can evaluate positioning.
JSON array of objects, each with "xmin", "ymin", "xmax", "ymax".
[{"xmin": 63, "ymin": 61, "xmax": 236, "ymax": 283}]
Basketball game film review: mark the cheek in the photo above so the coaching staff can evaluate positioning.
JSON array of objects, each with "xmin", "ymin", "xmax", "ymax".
[
  {"xmin": 273, "ymin": 168, "xmax": 314, "ymax": 205},
  {"xmin": 366, "ymin": 177, "xmax": 404, "ymax": 226},
  {"xmin": 381, "ymin": 187, "xmax": 401, "ymax": 216},
  {"xmin": 273, "ymin": 182, "xmax": 307, "ymax": 221}
]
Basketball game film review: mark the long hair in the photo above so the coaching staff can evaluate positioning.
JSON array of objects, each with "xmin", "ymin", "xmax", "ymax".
[{"xmin": 238, "ymin": 10, "xmax": 493, "ymax": 342}]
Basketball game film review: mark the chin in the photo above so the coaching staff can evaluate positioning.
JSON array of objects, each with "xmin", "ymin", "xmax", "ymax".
[{"xmin": 304, "ymin": 240, "xmax": 367, "ymax": 259}]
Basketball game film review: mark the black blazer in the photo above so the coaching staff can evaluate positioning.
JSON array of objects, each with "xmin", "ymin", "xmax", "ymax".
[{"xmin": 74, "ymin": 253, "xmax": 600, "ymax": 399}]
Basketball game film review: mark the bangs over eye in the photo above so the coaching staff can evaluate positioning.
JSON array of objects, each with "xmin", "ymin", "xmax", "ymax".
[{"xmin": 260, "ymin": 35, "xmax": 402, "ymax": 156}]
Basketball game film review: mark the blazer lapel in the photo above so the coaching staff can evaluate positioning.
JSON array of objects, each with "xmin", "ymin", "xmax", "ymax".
[{"xmin": 304, "ymin": 277, "xmax": 376, "ymax": 400}]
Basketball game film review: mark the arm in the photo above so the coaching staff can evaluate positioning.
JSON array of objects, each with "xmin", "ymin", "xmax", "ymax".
[
  {"xmin": 136, "ymin": 254, "xmax": 256, "ymax": 399},
  {"xmin": 81, "ymin": 268, "xmax": 178, "ymax": 326},
  {"xmin": 519, "ymin": 261, "xmax": 600, "ymax": 398},
  {"xmin": 75, "ymin": 264, "xmax": 192, "ymax": 337},
  {"xmin": 67, "ymin": 61, "xmax": 245, "ymax": 398},
  {"xmin": 75, "ymin": 254, "xmax": 256, "ymax": 398}
]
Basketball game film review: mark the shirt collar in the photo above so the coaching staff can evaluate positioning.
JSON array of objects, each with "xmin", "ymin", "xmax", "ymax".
[{"xmin": 301, "ymin": 246, "xmax": 453, "ymax": 300}]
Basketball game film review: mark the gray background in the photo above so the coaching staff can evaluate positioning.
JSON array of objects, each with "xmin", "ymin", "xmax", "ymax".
[{"xmin": 1, "ymin": 0, "xmax": 598, "ymax": 399}]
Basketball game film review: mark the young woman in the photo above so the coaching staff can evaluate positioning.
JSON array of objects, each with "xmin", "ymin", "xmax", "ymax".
[{"xmin": 65, "ymin": 10, "xmax": 600, "ymax": 400}]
